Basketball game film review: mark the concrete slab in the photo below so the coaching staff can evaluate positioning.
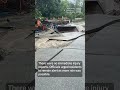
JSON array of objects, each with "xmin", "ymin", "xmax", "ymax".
[
  {"xmin": 52, "ymin": 49, "xmax": 85, "ymax": 62},
  {"xmin": 86, "ymin": 54, "xmax": 120, "ymax": 90},
  {"xmin": 35, "ymin": 49, "xmax": 85, "ymax": 90},
  {"xmin": 0, "ymin": 51, "xmax": 34, "ymax": 90},
  {"xmin": 49, "ymin": 32, "xmax": 84, "ymax": 41},
  {"xmin": 57, "ymin": 26, "xmax": 78, "ymax": 33},
  {"xmin": 65, "ymin": 35, "xmax": 85, "ymax": 50},
  {"xmin": 35, "ymin": 33, "xmax": 62, "ymax": 38},
  {"xmin": 35, "ymin": 75, "xmax": 85, "ymax": 90},
  {"xmin": 67, "ymin": 22, "xmax": 85, "ymax": 32},
  {"xmin": 86, "ymin": 20, "xmax": 120, "ymax": 90},
  {"xmin": 86, "ymin": 22, "xmax": 120, "ymax": 55},
  {"xmin": 35, "ymin": 48, "xmax": 63, "ymax": 68},
  {"xmin": 0, "ymin": 29, "xmax": 33, "ymax": 51},
  {"xmin": 86, "ymin": 14, "xmax": 120, "ymax": 33}
]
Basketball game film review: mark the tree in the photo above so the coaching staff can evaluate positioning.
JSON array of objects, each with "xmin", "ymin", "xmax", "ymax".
[
  {"xmin": 81, "ymin": 0, "xmax": 85, "ymax": 14},
  {"xmin": 35, "ymin": 0, "xmax": 84, "ymax": 19},
  {"xmin": 36, "ymin": 0, "xmax": 62, "ymax": 18},
  {"xmin": 60, "ymin": 0, "xmax": 69, "ymax": 16}
]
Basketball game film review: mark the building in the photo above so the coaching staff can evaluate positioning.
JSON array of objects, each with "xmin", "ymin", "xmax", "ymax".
[{"xmin": 66, "ymin": 8, "xmax": 81, "ymax": 13}]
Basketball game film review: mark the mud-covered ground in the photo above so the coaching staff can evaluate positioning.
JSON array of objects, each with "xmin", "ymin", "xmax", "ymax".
[{"xmin": 35, "ymin": 21, "xmax": 85, "ymax": 49}]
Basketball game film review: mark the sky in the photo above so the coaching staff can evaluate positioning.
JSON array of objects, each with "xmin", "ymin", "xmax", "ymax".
[
  {"xmin": 69, "ymin": 0, "xmax": 75, "ymax": 3},
  {"xmin": 68, "ymin": 0, "xmax": 84, "ymax": 5}
]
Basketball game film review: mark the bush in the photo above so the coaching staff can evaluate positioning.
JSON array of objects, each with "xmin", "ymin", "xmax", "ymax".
[
  {"xmin": 76, "ymin": 13, "xmax": 85, "ymax": 18},
  {"xmin": 66, "ymin": 13, "xmax": 75, "ymax": 21},
  {"xmin": 66, "ymin": 12, "xmax": 85, "ymax": 21}
]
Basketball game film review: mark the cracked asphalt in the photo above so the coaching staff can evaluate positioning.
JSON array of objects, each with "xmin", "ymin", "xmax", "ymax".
[{"xmin": 35, "ymin": 33, "xmax": 85, "ymax": 90}]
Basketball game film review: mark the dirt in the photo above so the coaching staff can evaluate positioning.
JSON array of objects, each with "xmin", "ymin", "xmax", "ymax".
[
  {"xmin": 35, "ymin": 22, "xmax": 85, "ymax": 48},
  {"xmin": 36, "ymin": 39, "xmax": 73, "ymax": 49}
]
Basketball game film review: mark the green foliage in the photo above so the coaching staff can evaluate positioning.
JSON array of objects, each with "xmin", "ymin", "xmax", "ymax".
[
  {"xmin": 76, "ymin": 12, "xmax": 84, "ymax": 18},
  {"xmin": 81, "ymin": 1, "xmax": 85, "ymax": 14},
  {"xmin": 35, "ymin": 9, "xmax": 42, "ymax": 19},
  {"xmin": 66, "ymin": 13, "xmax": 75, "ymax": 21},
  {"xmin": 60, "ymin": 0, "xmax": 69, "ymax": 16},
  {"xmin": 35, "ymin": 0, "xmax": 85, "ymax": 20},
  {"xmin": 36, "ymin": 0, "xmax": 61, "ymax": 18}
]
